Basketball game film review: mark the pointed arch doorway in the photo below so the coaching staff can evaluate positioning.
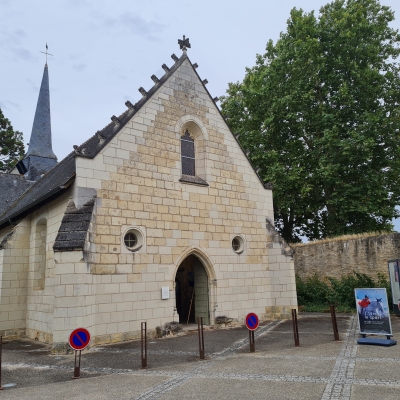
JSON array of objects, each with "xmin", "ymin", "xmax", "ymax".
[{"xmin": 175, "ymin": 254, "xmax": 210, "ymax": 325}]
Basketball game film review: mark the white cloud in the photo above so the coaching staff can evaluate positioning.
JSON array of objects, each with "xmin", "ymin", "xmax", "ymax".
[
  {"xmin": 96, "ymin": 12, "xmax": 165, "ymax": 41},
  {"xmin": 10, "ymin": 47, "xmax": 33, "ymax": 60},
  {"xmin": 0, "ymin": 99, "xmax": 21, "ymax": 111},
  {"xmin": 0, "ymin": 29, "xmax": 27, "ymax": 47},
  {"xmin": 72, "ymin": 63, "xmax": 87, "ymax": 72}
]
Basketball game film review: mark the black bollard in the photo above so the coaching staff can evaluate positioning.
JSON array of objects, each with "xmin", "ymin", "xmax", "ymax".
[
  {"xmin": 141, "ymin": 322, "xmax": 147, "ymax": 369},
  {"xmin": 198, "ymin": 317, "xmax": 205, "ymax": 360},
  {"xmin": 292, "ymin": 309, "xmax": 300, "ymax": 347},
  {"xmin": 330, "ymin": 305, "xmax": 340, "ymax": 341}
]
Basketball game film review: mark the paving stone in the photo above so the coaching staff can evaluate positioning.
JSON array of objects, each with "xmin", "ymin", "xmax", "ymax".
[
  {"xmin": 157, "ymin": 378, "xmax": 326, "ymax": 400},
  {"xmin": 2, "ymin": 314, "xmax": 400, "ymax": 399}
]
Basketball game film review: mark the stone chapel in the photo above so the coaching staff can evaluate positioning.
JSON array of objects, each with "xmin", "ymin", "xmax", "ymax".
[{"xmin": 0, "ymin": 38, "xmax": 297, "ymax": 351}]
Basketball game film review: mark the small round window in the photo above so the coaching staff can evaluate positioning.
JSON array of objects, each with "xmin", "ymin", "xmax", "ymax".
[
  {"xmin": 232, "ymin": 236, "xmax": 244, "ymax": 254},
  {"xmin": 124, "ymin": 232, "xmax": 137, "ymax": 249},
  {"xmin": 123, "ymin": 229, "xmax": 143, "ymax": 252}
]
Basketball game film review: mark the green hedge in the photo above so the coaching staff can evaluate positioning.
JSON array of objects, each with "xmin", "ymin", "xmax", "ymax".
[{"xmin": 296, "ymin": 272, "xmax": 392, "ymax": 313}]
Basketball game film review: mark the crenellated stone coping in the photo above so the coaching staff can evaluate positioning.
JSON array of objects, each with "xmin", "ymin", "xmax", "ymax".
[{"xmin": 265, "ymin": 218, "xmax": 295, "ymax": 257}]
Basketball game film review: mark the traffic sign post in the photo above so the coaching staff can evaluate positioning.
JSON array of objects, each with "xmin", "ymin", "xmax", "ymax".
[
  {"xmin": 249, "ymin": 330, "xmax": 255, "ymax": 352},
  {"xmin": 73, "ymin": 350, "xmax": 82, "ymax": 379},
  {"xmin": 69, "ymin": 328, "xmax": 91, "ymax": 379},
  {"xmin": 245, "ymin": 313, "xmax": 259, "ymax": 353}
]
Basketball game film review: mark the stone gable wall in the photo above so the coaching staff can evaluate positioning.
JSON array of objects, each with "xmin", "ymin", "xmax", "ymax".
[
  {"xmin": 72, "ymin": 58, "xmax": 297, "ymax": 341},
  {"xmin": 294, "ymin": 233, "xmax": 400, "ymax": 280}
]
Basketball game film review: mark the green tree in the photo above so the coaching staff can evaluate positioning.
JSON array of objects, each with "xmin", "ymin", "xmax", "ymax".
[
  {"xmin": 0, "ymin": 107, "xmax": 25, "ymax": 172},
  {"xmin": 221, "ymin": 0, "xmax": 400, "ymax": 243}
]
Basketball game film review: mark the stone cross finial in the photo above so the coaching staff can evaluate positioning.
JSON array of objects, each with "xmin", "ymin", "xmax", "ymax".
[{"xmin": 178, "ymin": 35, "xmax": 191, "ymax": 51}]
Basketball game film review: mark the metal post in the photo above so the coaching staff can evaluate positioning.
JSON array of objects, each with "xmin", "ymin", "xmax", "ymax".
[
  {"xmin": 73, "ymin": 350, "xmax": 81, "ymax": 379},
  {"xmin": 0, "ymin": 336, "xmax": 3, "ymax": 390},
  {"xmin": 292, "ymin": 309, "xmax": 300, "ymax": 347},
  {"xmin": 330, "ymin": 305, "xmax": 340, "ymax": 341},
  {"xmin": 141, "ymin": 322, "xmax": 147, "ymax": 369},
  {"xmin": 249, "ymin": 329, "xmax": 255, "ymax": 352},
  {"xmin": 198, "ymin": 317, "xmax": 205, "ymax": 359}
]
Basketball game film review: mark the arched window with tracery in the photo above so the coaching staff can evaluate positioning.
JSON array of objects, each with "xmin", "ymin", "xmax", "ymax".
[{"xmin": 181, "ymin": 129, "xmax": 195, "ymax": 176}]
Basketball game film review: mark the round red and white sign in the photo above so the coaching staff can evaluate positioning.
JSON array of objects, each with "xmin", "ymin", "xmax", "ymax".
[
  {"xmin": 69, "ymin": 328, "xmax": 91, "ymax": 351},
  {"xmin": 245, "ymin": 313, "xmax": 259, "ymax": 331}
]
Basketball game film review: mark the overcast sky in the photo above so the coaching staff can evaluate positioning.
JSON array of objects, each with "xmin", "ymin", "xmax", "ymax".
[{"xmin": 2, "ymin": 0, "xmax": 400, "ymax": 230}]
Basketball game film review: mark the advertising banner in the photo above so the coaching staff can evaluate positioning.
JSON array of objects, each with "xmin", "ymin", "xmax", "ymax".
[
  {"xmin": 354, "ymin": 288, "xmax": 392, "ymax": 336},
  {"xmin": 388, "ymin": 260, "xmax": 400, "ymax": 315}
]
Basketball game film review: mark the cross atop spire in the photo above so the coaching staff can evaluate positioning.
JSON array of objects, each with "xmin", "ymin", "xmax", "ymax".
[
  {"xmin": 39, "ymin": 43, "xmax": 53, "ymax": 65},
  {"xmin": 178, "ymin": 35, "xmax": 191, "ymax": 51}
]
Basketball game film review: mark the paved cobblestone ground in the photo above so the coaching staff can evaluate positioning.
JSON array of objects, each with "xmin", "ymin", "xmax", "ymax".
[{"xmin": 2, "ymin": 314, "xmax": 400, "ymax": 399}]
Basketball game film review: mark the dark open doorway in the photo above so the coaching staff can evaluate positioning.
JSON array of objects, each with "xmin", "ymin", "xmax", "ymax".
[{"xmin": 175, "ymin": 254, "xmax": 210, "ymax": 325}]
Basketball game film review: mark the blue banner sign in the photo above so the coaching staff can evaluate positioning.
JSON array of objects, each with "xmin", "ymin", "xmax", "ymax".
[{"xmin": 354, "ymin": 288, "xmax": 392, "ymax": 336}]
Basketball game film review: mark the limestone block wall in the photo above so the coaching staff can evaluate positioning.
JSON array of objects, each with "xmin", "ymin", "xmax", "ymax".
[
  {"xmin": 70, "ymin": 57, "xmax": 297, "ymax": 341},
  {"xmin": 91, "ymin": 269, "xmax": 174, "ymax": 344},
  {"xmin": 265, "ymin": 219, "xmax": 297, "ymax": 318},
  {"xmin": 52, "ymin": 251, "xmax": 95, "ymax": 351},
  {"xmin": 25, "ymin": 192, "xmax": 71, "ymax": 342},
  {"xmin": 294, "ymin": 233, "xmax": 400, "ymax": 280},
  {"xmin": 0, "ymin": 221, "xmax": 30, "ymax": 338}
]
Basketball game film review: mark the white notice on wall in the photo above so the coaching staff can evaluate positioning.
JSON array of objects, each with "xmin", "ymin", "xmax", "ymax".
[{"xmin": 161, "ymin": 287, "xmax": 169, "ymax": 300}]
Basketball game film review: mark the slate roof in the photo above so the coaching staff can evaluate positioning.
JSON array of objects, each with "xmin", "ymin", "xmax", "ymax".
[
  {"xmin": 53, "ymin": 198, "xmax": 95, "ymax": 252},
  {"xmin": 0, "ymin": 153, "xmax": 76, "ymax": 229},
  {"xmin": 0, "ymin": 174, "xmax": 34, "ymax": 216},
  {"xmin": 0, "ymin": 49, "xmax": 270, "ymax": 230}
]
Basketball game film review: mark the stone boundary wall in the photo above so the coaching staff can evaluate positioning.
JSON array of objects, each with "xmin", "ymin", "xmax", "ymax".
[{"xmin": 293, "ymin": 233, "xmax": 400, "ymax": 280}]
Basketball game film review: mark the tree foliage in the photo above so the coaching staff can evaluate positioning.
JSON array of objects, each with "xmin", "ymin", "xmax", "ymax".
[
  {"xmin": 0, "ymin": 108, "xmax": 25, "ymax": 172},
  {"xmin": 221, "ymin": 0, "xmax": 400, "ymax": 242}
]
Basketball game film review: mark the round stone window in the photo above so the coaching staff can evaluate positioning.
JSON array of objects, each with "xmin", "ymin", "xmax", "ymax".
[
  {"xmin": 232, "ymin": 236, "xmax": 244, "ymax": 254},
  {"xmin": 123, "ymin": 229, "xmax": 143, "ymax": 252}
]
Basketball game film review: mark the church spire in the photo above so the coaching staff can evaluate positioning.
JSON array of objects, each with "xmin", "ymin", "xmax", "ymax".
[
  {"xmin": 26, "ymin": 63, "xmax": 56, "ymax": 159},
  {"xmin": 23, "ymin": 62, "xmax": 57, "ymax": 180}
]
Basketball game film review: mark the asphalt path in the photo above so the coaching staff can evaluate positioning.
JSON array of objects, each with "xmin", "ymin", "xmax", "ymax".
[{"xmin": 2, "ymin": 314, "xmax": 400, "ymax": 399}]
